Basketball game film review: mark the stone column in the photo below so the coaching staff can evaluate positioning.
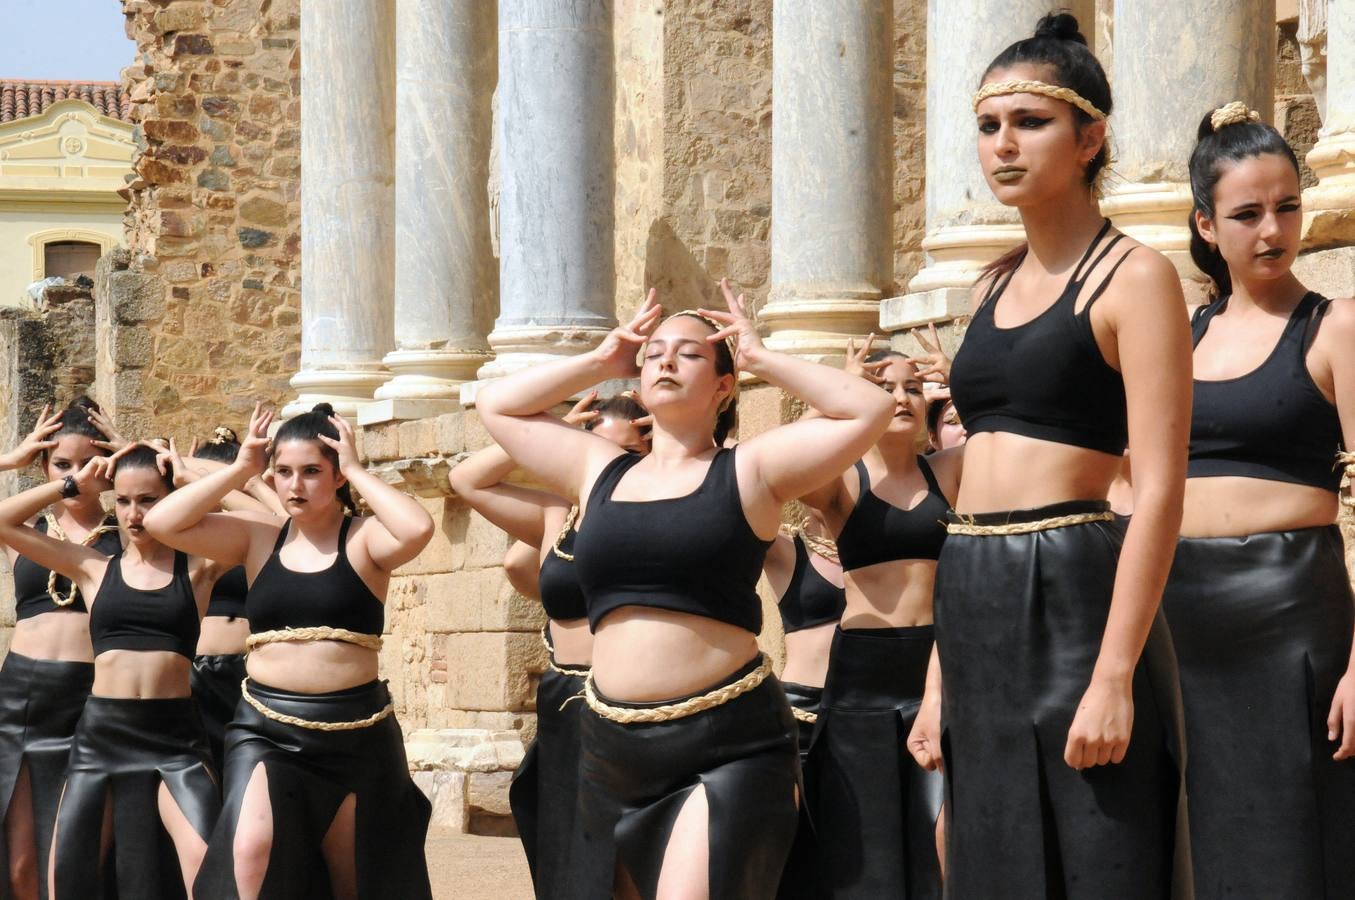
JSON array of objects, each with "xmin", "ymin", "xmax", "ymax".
[
  {"xmin": 475, "ymin": 1, "xmax": 616, "ymax": 381},
  {"xmin": 1102, "ymin": 1, "xmax": 1275, "ymax": 276},
  {"xmin": 285, "ymin": 0, "xmax": 396, "ymax": 419},
  {"xmin": 1304, "ymin": 0, "xmax": 1355, "ymax": 246},
  {"xmin": 881, "ymin": 0, "xmax": 1091, "ymax": 335},
  {"xmin": 763, "ymin": 0, "xmax": 893, "ymax": 361},
  {"xmin": 370, "ymin": 0, "xmax": 496, "ymax": 416}
]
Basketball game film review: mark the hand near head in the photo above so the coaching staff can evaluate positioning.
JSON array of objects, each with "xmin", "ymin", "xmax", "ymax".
[
  {"xmin": 907, "ymin": 323, "xmax": 952, "ymax": 386},
  {"xmin": 234, "ymin": 403, "xmax": 274, "ymax": 478},
  {"xmin": 154, "ymin": 438, "xmax": 193, "ymax": 487},
  {"xmin": 595, "ymin": 289, "xmax": 663, "ymax": 379},
  {"xmin": 73, "ymin": 443, "xmax": 134, "ymax": 495},
  {"xmin": 699, "ymin": 279, "xmax": 764, "ymax": 370},
  {"xmin": 86, "ymin": 407, "xmax": 128, "ymax": 452},
  {"xmin": 318, "ymin": 414, "xmax": 362, "ymax": 478},
  {"xmin": 844, "ymin": 334, "xmax": 889, "ymax": 385},
  {"xmin": 563, "ymin": 390, "xmax": 601, "ymax": 427},
  {"xmin": 0, "ymin": 404, "xmax": 62, "ymax": 471}
]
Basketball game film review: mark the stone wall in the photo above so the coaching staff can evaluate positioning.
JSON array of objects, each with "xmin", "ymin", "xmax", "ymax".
[{"xmin": 114, "ymin": 0, "xmax": 301, "ymax": 441}]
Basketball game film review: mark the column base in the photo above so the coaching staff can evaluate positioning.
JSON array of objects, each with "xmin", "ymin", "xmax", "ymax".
[
  {"xmin": 879, "ymin": 288, "xmax": 973, "ymax": 333},
  {"xmin": 283, "ymin": 368, "xmax": 391, "ymax": 419},
  {"xmin": 1100, "ymin": 181, "xmax": 1196, "ymax": 275},
  {"xmin": 373, "ymin": 348, "xmax": 493, "ymax": 402},
  {"xmin": 1302, "ymin": 128, "xmax": 1355, "ymax": 247},
  {"xmin": 759, "ymin": 283, "xmax": 882, "ymax": 363},
  {"xmin": 475, "ymin": 324, "xmax": 612, "ymax": 381},
  {"xmin": 357, "ymin": 398, "xmax": 462, "ymax": 426},
  {"xmin": 906, "ymin": 223, "xmax": 1026, "ymax": 294}
]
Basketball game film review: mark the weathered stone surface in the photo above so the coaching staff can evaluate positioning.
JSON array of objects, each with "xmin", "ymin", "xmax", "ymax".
[{"xmin": 466, "ymin": 771, "xmax": 514, "ymax": 817}]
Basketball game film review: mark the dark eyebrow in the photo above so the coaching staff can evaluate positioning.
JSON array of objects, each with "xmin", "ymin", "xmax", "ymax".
[
  {"xmin": 977, "ymin": 106, "xmax": 1055, "ymax": 118},
  {"xmin": 1226, "ymin": 195, "xmax": 1300, "ymax": 214}
]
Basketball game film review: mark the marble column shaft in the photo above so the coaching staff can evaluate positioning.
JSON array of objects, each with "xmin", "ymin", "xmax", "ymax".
[
  {"xmin": 289, "ymin": 0, "xmax": 396, "ymax": 417},
  {"xmin": 1103, "ymin": 0, "xmax": 1274, "ymax": 272},
  {"xmin": 1304, "ymin": 0, "xmax": 1355, "ymax": 244},
  {"xmin": 477, "ymin": 0, "xmax": 616, "ymax": 380},
  {"xmin": 376, "ymin": 0, "xmax": 497, "ymax": 404},
  {"xmin": 765, "ymin": 0, "xmax": 894, "ymax": 360}
]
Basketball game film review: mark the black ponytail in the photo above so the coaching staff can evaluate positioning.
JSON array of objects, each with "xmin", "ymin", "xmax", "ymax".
[
  {"xmin": 1187, "ymin": 111, "xmax": 1301, "ymax": 299},
  {"xmin": 272, "ymin": 402, "xmax": 356, "ymax": 512}
]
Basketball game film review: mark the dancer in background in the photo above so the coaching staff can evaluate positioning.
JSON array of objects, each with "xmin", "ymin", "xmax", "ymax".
[
  {"xmin": 1162, "ymin": 102, "xmax": 1355, "ymax": 899},
  {"xmin": 909, "ymin": 13, "xmax": 1192, "ymax": 898}
]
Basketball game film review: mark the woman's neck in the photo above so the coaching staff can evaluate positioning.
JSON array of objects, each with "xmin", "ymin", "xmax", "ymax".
[
  {"xmin": 647, "ymin": 422, "xmax": 718, "ymax": 464},
  {"xmin": 1226, "ymin": 270, "xmax": 1309, "ymax": 316},
  {"xmin": 122, "ymin": 538, "xmax": 172, "ymax": 567},
  {"xmin": 869, "ymin": 437, "xmax": 921, "ymax": 476},
  {"xmin": 290, "ymin": 502, "xmax": 347, "ymax": 543},
  {"xmin": 1018, "ymin": 189, "xmax": 1107, "ymax": 273}
]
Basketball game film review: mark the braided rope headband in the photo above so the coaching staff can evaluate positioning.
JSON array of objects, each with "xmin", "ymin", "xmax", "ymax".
[
  {"xmin": 660, "ymin": 310, "xmax": 740, "ymax": 412},
  {"xmin": 972, "ymin": 80, "xmax": 1106, "ymax": 121},
  {"xmin": 1210, "ymin": 101, "xmax": 1261, "ymax": 132}
]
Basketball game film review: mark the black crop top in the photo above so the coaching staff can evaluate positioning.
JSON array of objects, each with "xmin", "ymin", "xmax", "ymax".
[
  {"xmin": 836, "ymin": 457, "xmax": 950, "ymax": 571},
  {"xmin": 247, "ymin": 516, "xmax": 383, "ymax": 636},
  {"xmin": 778, "ymin": 535, "xmax": 846, "ymax": 633},
  {"xmin": 13, "ymin": 516, "xmax": 121, "ymax": 620},
  {"xmin": 206, "ymin": 565, "xmax": 248, "ymax": 620},
  {"xmin": 538, "ymin": 528, "xmax": 588, "ymax": 622},
  {"xmin": 89, "ymin": 551, "xmax": 200, "ymax": 659},
  {"xmin": 574, "ymin": 448, "xmax": 772, "ymax": 634},
  {"xmin": 950, "ymin": 219, "xmax": 1134, "ymax": 456},
  {"xmin": 1189, "ymin": 292, "xmax": 1344, "ymax": 492}
]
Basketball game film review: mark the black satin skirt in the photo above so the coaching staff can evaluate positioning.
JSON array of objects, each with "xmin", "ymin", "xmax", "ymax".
[
  {"xmin": 191, "ymin": 654, "xmax": 246, "ymax": 775},
  {"xmin": 192, "ymin": 679, "xmax": 431, "ymax": 900},
  {"xmin": 780, "ymin": 682, "xmax": 823, "ymax": 765},
  {"xmin": 509, "ymin": 662, "xmax": 589, "ymax": 899},
  {"xmin": 934, "ymin": 502, "xmax": 1185, "ymax": 900},
  {"xmin": 777, "ymin": 682, "xmax": 824, "ymax": 900},
  {"xmin": 0, "ymin": 653, "xmax": 93, "ymax": 900},
  {"xmin": 806, "ymin": 626, "xmax": 942, "ymax": 899},
  {"xmin": 573, "ymin": 656, "xmax": 801, "ymax": 900},
  {"xmin": 51, "ymin": 696, "xmax": 219, "ymax": 900},
  {"xmin": 1164, "ymin": 525, "xmax": 1355, "ymax": 900}
]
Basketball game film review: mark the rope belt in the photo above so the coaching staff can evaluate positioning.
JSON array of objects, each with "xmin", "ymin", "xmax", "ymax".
[
  {"xmin": 42, "ymin": 513, "xmax": 118, "ymax": 608},
  {"xmin": 583, "ymin": 655, "xmax": 772, "ymax": 724},
  {"xmin": 539, "ymin": 625, "xmax": 589, "ymax": 678},
  {"xmin": 790, "ymin": 706, "xmax": 818, "ymax": 725},
  {"xmin": 239, "ymin": 679, "xmax": 393, "ymax": 731},
  {"xmin": 245, "ymin": 627, "xmax": 383, "ymax": 652},
  {"xmin": 946, "ymin": 510, "xmax": 1115, "ymax": 537}
]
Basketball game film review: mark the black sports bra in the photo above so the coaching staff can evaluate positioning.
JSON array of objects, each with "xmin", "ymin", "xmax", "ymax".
[
  {"xmin": 574, "ymin": 448, "xmax": 771, "ymax": 634},
  {"xmin": 89, "ymin": 551, "xmax": 200, "ymax": 659},
  {"xmin": 537, "ymin": 527, "xmax": 588, "ymax": 622},
  {"xmin": 206, "ymin": 565, "xmax": 248, "ymax": 620},
  {"xmin": 950, "ymin": 219, "xmax": 1134, "ymax": 456},
  {"xmin": 13, "ymin": 516, "xmax": 120, "ymax": 620},
  {"xmin": 1189, "ymin": 292, "xmax": 1344, "ymax": 492},
  {"xmin": 247, "ymin": 516, "xmax": 383, "ymax": 637},
  {"xmin": 836, "ymin": 457, "xmax": 950, "ymax": 571},
  {"xmin": 778, "ymin": 535, "xmax": 846, "ymax": 633}
]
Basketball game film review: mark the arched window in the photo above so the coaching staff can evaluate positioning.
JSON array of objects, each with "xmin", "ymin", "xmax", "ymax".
[{"xmin": 43, "ymin": 240, "xmax": 102, "ymax": 280}]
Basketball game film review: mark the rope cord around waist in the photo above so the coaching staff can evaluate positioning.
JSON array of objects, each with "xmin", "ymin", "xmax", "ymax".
[
  {"xmin": 239, "ymin": 679, "xmax": 393, "ymax": 731},
  {"xmin": 245, "ymin": 627, "xmax": 383, "ymax": 652},
  {"xmin": 790, "ymin": 705, "xmax": 818, "ymax": 725},
  {"xmin": 945, "ymin": 510, "xmax": 1115, "ymax": 537},
  {"xmin": 581, "ymin": 655, "xmax": 773, "ymax": 724},
  {"xmin": 539, "ymin": 624, "xmax": 589, "ymax": 678}
]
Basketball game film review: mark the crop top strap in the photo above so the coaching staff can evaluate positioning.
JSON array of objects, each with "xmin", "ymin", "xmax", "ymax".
[
  {"xmin": 336, "ymin": 514, "xmax": 354, "ymax": 558},
  {"xmin": 852, "ymin": 459, "xmax": 871, "ymax": 496},
  {"xmin": 1066, "ymin": 219, "xmax": 1116, "ymax": 285},
  {"xmin": 173, "ymin": 550, "xmax": 189, "ymax": 578},
  {"xmin": 1297, "ymin": 291, "xmax": 1331, "ymax": 353},
  {"xmin": 1076, "ymin": 244, "xmax": 1136, "ymax": 317},
  {"xmin": 270, "ymin": 520, "xmax": 290, "ymax": 554},
  {"xmin": 916, "ymin": 455, "xmax": 943, "ymax": 497},
  {"xmin": 585, "ymin": 451, "xmax": 644, "ymax": 509}
]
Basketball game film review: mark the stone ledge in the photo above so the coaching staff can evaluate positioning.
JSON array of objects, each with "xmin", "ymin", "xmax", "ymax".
[
  {"xmin": 878, "ymin": 288, "xmax": 971, "ymax": 332},
  {"xmin": 369, "ymin": 456, "xmax": 454, "ymax": 498},
  {"xmin": 357, "ymin": 397, "xmax": 461, "ymax": 426},
  {"xmin": 406, "ymin": 727, "xmax": 526, "ymax": 836}
]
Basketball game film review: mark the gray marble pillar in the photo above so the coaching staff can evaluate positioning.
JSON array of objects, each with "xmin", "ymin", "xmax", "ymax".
[
  {"xmin": 764, "ymin": 0, "xmax": 893, "ymax": 361},
  {"xmin": 1305, "ymin": 0, "xmax": 1355, "ymax": 244},
  {"xmin": 1104, "ymin": 0, "xmax": 1275, "ymax": 274},
  {"xmin": 373, "ymin": 0, "xmax": 496, "ymax": 412},
  {"xmin": 476, "ymin": 0, "xmax": 616, "ymax": 380},
  {"xmin": 287, "ymin": 0, "xmax": 396, "ymax": 418}
]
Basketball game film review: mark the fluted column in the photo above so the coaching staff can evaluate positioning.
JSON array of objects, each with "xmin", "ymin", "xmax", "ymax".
[
  {"xmin": 373, "ymin": 0, "xmax": 496, "ymax": 408},
  {"xmin": 475, "ymin": 1, "xmax": 616, "ymax": 381},
  {"xmin": 1305, "ymin": 0, "xmax": 1355, "ymax": 246},
  {"xmin": 764, "ymin": 0, "xmax": 893, "ymax": 361},
  {"xmin": 1102, "ymin": 1, "xmax": 1274, "ymax": 275},
  {"xmin": 881, "ymin": 0, "xmax": 1090, "ymax": 333},
  {"xmin": 286, "ymin": 0, "xmax": 396, "ymax": 418}
]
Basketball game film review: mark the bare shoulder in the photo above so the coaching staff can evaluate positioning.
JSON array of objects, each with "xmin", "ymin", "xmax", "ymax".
[
  {"xmin": 1100, "ymin": 239, "xmax": 1186, "ymax": 319},
  {"xmin": 1318, "ymin": 295, "xmax": 1355, "ymax": 333}
]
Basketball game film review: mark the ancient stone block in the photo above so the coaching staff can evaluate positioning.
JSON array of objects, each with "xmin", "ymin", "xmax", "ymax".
[
  {"xmin": 200, "ymin": 96, "xmax": 240, "ymax": 119},
  {"xmin": 236, "ymin": 227, "xmax": 274, "ymax": 248},
  {"xmin": 142, "ymin": 117, "xmax": 199, "ymax": 142},
  {"xmin": 154, "ymin": 4, "xmax": 205, "ymax": 34},
  {"xmin": 466, "ymin": 771, "xmax": 513, "ymax": 817},
  {"xmin": 170, "ymin": 33, "xmax": 214, "ymax": 56},
  {"xmin": 238, "ymin": 193, "xmax": 287, "ymax": 226}
]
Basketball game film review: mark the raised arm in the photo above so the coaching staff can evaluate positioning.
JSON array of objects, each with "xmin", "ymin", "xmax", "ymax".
[
  {"xmin": 476, "ymin": 293, "xmax": 663, "ymax": 500},
  {"xmin": 0, "ymin": 456, "xmax": 112, "ymax": 591},
  {"xmin": 0, "ymin": 405, "xmax": 62, "ymax": 472},
  {"xmin": 447, "ymin": 444, "xmax": 565, "ymax": 548}
]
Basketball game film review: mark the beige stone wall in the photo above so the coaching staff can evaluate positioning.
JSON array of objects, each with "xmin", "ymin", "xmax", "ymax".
[
  {"xmin": 893, "ymin": 0, "xmax": 928, "ymax": 291},
  {"xmin": 115, "ymin": 0, "xmax": 301, "ymax": 441}
]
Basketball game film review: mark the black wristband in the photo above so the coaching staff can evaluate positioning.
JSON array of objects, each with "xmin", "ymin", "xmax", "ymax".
[{"xmin": 59, "ymin": 475, "xmax": 79, "ymax": 499}]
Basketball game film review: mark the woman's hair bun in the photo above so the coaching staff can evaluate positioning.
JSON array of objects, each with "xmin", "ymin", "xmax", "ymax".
[
  {"xmin": 70, "ymin": 396, "xmax": 101, "ymax": 414},
  {"xmin": 1033, "ymin": 12, "xmax": 1087, "ymax": 45},
  {"xmin": 311, "ymin": 402, "xmax": 336, "ymax": 417}
]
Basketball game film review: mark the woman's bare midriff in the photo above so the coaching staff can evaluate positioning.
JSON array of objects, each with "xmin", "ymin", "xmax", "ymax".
[
  {"xmin": 841, "ymin": 559, "xmax": 938, "ymax": 630},
  {"xmin": 245, "ymin": 641, "xmax": 379, "ymax": 693},
  {"xmin": 9, "ymin": 611, "xmax": 95, "ymax": 662},
  {"xmin": 196, "ymin": 615, "xmax": 250, "ymax": 656},
  {"xmin": 955, "ymin": 432, "xmax": 1120, "ymax": 513},
  {"xmin": 591, "ymin": 607, "xmax": 760, "ymax": 702},
  {"xmin": 547, "ymin": 616, "xmax": 593, "ymax": 668},
  {"xmin": 780, "ymin": 620, "xmax": 836, "ymax": 688},
  {"xmin": 91, "ymin": 650, "xmax": 191, "ymax": 698},
  {"xmin": 1181, "ymin": 477, "xmax": 1338, "ymax": 538}
]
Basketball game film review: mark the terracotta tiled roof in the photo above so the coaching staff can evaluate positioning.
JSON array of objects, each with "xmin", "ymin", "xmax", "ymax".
[{"xmin": 0, "ymin": 79, "xmax": 131, "ymax": 124}]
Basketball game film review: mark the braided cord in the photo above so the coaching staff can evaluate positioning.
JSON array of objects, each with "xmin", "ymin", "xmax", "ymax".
[
  {"xmin": 550, "ymin": 506, "xmax": 578, "ymax": 561},
  {"xmin": 791, "ymin": 706, "xmax": 818, "ymax": 725},
  {"xmin": 1210, "ymin": 101, "xmax": 1261, "ymax": 131},
  {"xmin": 583, "ymin": 655, "xmax": 772, "ymax": 724},
  {"xmin": 245, "ymin": 626, "xmax": 383, "ymax": 652},
  {"xmin": 972, "ymin": 80, "xmax": 1106, "ymax": 120},
  {"xmin": 539, "ymin": 624, "xmax": 590, "ymax": 677},
  {"xmin": 42, "ymin": 513, "xmax": 117, "ymax": 608},
  {"xmin": 946, "ymin": 510, "xmax": 1115, "ymax": 537},
  {"xmin": 240, "ymin": 679, "xmax": 393, "ymax": 731}
]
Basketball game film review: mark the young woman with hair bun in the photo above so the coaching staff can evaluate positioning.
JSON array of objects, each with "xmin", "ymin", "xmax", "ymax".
[
  {"xmin": 144, "ymin": 403, "xmax": 437, "ymax": 900},
  {"xmin": 1163, "ymin": 102, "xmax": 1355, "ymax": 899},
  {"xmin": 477, "ymin": 283, "xmax": 893, "ymax": 899},
  {"xmin": 907, "ymin": 13, "xmax": 1193, "ymax": 897},
  {"xmin": 0, "ymin": 399, "xmax": 121, "ymax": 900}
]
